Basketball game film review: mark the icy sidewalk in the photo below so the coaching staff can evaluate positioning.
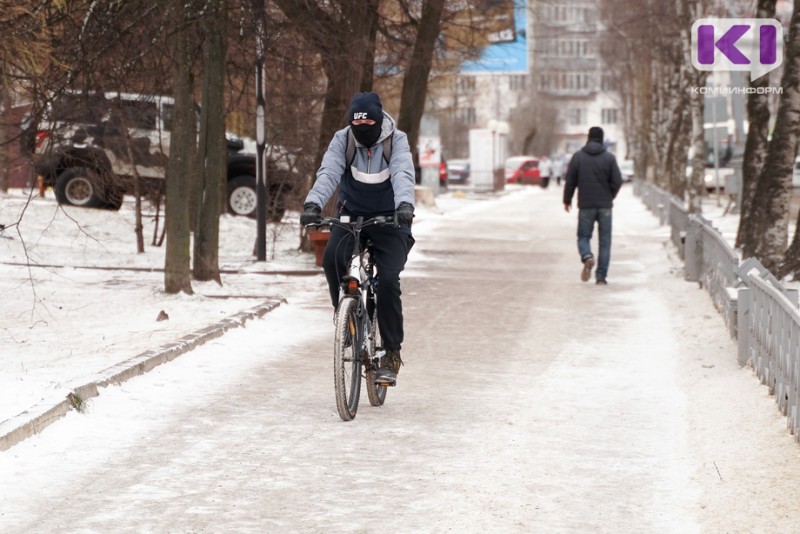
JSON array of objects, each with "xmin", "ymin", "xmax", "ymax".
[{"xmin": 1, "ymin": 186, "xmax": 800, "ymax": 532}]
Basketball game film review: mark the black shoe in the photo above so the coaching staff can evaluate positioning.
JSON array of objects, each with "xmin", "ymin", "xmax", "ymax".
[
  {"xmin": 375, "ymin": 349, "xmax": 403, "ymax": 386},
  {"xmin": 596, "ymin": 279, "xmax": 607, "ymax": 285},
  {"xmin": 581, "ymin": 257, "xmax": 594, "ymax": 282}
]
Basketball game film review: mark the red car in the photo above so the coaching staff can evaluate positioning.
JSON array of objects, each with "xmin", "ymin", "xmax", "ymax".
[{"xmin": 505, "ymin": 156, "xmax": 548, "ymax": 187}]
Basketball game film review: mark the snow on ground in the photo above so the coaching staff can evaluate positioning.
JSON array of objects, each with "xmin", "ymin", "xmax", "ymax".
[
  {"xmin": 2, "ymin": 183, "xmax": 800, "ymax": 532},
  {"xmin": 0, "ymin": 184, "xmax": 794, "ymax": 427},
  {"xmin": 0, "ymin": 186, "xmax": 487, "ymax": 425}
]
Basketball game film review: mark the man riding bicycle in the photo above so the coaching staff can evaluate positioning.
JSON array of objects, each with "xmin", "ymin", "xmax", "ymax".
[{"xmin": 300, "ymin": 91, "xmax": 416, "ymax": 386}]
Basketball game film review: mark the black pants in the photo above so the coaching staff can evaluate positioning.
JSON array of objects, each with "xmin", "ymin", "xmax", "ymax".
[{"xmin": 322, "ymin": 223, "xmax": 413, "ymax": 351}]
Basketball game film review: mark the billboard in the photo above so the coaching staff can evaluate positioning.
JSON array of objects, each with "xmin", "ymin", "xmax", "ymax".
[{"xmin": 459, "ymin": 0, "xmax": 528, "ymax": 74}]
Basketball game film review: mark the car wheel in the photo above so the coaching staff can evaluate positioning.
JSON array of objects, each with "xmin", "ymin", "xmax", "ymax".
[
  {"xmin": 54, "ymin": 167, "xmax": 106, "ymax": 208},
  {"xmin": 227, "ymin": 175, "xmax": 257, "ymax": 218}
]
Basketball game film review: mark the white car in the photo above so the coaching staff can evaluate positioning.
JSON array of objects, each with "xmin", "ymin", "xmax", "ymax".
[
  {"xmin": 619, "ymin": 159, "xmax": 634, "ymax": 182},
  {"xmin": 686, "ymin": 161, "xmax": 733, "ymax": 192}
]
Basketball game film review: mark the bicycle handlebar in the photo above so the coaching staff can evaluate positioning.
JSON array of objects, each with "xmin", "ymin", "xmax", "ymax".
[{"xmin": 304, "ymin": 214, "xmax": 398, "ymax": 232}]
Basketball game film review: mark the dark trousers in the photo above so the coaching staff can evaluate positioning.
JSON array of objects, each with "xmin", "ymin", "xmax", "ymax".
[{"xmin": 322, "ymin": 223, "xmax": 413, "ymax": 351}]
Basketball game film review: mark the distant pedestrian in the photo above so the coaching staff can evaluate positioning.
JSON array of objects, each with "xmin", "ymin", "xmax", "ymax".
[
  {"xmin": 539, "ymin": 156, "xmax": 552, "ymax": 188},
  {"xmin": 562, "ymin": 126, "xmax": 623, "ymax": 285},
  {"xmin": 554, "ymin": 154, "xmax": 568, "ymax": 186}
]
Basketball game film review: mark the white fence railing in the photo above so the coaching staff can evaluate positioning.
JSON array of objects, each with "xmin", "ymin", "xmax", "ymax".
[{"xmin": 634, "ymin": 180, "xmax": 800, "ymax": 439}]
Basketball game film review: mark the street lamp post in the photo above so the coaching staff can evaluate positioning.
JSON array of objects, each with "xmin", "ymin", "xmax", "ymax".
[{"xmin": 254, "ymin": 3, "xmax": 267, "ymax": 261}]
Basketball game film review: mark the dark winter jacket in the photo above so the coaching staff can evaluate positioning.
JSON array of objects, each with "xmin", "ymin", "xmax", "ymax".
[{"xmin": 563, "ymin": 141, "xmax": 623, "ymax": 209}]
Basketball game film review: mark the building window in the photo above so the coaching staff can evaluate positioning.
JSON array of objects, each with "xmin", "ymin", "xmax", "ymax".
[
  {"xmin": 457, "ymin": 107, "xmax": 476, "ymax": 125},
  {"xmin": 456, "ymin": 76, "xmax": 476, "ymax": 92},
  {"xmin": 569, "ymin": 108, "xmax": 587, "ymax": 126},
  {"xmin": 602, "ymin": 108, "xmax": 618, "ymax": 124},
  {"xmin": 509, "ymin": 75, "xmax": 526, "ymax": 91}
]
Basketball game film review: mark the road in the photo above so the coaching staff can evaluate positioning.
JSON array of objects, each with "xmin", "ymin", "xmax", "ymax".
[{"xmin": 3, "ymin": 185, "xmax": 800, "ymax": 533}]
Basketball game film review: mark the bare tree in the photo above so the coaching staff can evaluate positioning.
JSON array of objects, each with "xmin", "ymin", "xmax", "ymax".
[
  {"xmin": 271, "ymin": 0, "xmax": 380, "ymax": 170},
  {"xmin": 193, "ymin": 0, "xmax": 227, "ymax": 284},
  {"xmin": 679, "ymin": 0, "xmax": 710, "ymax": 214},
  {"xmin": 742, "ymin": 0, "xmax": 800, "ymax": 274},
  {"xmin": 396, "ymin": 0, "xmax": 447, "ymax": 171},
  {"xmin": 164, "ymin": 0, "xmax": 196, "ymax": 295},
  {"xmin": 736, "ymin": 0, "xmax": 778, "ymax": 249},
  {"xmin": 506, "ymin": 94, "xmax": 558, "ymax": 156}
]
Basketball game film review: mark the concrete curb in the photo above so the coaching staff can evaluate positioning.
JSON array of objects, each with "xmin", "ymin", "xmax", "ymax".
[{"xmin": 0, "ymin": 299, "xmax": 285, "ymax": 452}]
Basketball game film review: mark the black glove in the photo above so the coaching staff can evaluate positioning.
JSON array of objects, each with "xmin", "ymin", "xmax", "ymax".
[
  {"xmin": 396, "ymin": 202, "xmax": 415, "ymax": 226},
  {"xmin": 300, "ymin": 203, "xmax": 322, "ymax": 226}
]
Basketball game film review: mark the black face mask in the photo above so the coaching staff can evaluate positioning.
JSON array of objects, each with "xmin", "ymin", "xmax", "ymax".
[{"xmin": 351, "ymin": 121, "xmax": 382, "ymax": 147}]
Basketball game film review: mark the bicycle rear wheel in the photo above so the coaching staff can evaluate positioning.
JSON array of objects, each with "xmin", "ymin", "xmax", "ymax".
[
  {"xmin": 365, "ymin": 306, "xmax": 387, "ymax": 406},
  {"xmin": 334, "ymin": 297, "xmax": 362, "ymax": 421}
]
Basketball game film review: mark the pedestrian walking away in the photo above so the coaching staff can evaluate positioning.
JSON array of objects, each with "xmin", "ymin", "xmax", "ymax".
[
  {"xmin": 300, "ymin": 91, "xmax": 416, "ymax": 386},
  {"xmin": 562, "ymin": 126, "xmax": 623, "ymax": 285}
]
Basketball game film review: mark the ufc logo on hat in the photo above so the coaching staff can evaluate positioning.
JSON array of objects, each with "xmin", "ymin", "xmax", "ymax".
[{"xmin": 353, "ymin": 112, "xmax": 368, "ymax": 120}]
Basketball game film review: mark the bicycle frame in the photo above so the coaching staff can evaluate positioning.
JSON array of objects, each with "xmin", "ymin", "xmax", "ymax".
[{"xmin": 306, "ymin": 214, "xmax": 395, "ymax": 419}]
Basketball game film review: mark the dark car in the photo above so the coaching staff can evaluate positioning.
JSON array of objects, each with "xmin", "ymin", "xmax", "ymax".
[
  {"xmin": 28, "ymin": 91, "xmax": 298, "ymax": 221},
  {"xmin": 447, "ymin": 158, "xmax": 470, "ymax": 184}
]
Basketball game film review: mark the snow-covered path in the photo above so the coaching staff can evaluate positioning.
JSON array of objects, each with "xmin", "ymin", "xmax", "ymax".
[{"xmin": 2, "ymin": 186, "xmax": 800, "ymax": 532}]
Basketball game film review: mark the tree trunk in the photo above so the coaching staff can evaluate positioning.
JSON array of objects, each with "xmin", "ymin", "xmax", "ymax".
[
  {"xmin": 0, "ymin": 76, "xmax": 9, "ymax": 193},
  {"xmin": 397, "ymin": 0, "xmax": 447, "ymax": 169},
  {"xmin": 271, "ymin": 0, "xmax": 377, "ymax": 171},
  {"xmin": 164, "ymin": 0, "xmax": 195, "ymax": 295},
  {"xmin": 317, "ymin": 54, "xmax": 364, "ymax": 171},
  {"xmin": 193, "ymin": 0, "xmax": 226, "ymax": 284},
  {"xmin": 678, "ymin": 0, "xmax": 707, "ymax": 212},
  {"xmin": 745, "ymin": 0, "xmax": 800, "ymax": 273},
  {"xmin": 632, "ymin": 54, "xmax": 653, "ymax": 184},
  {"xmin": 736, "ymin": 0, "xmax": 778, "ymax": 249},
  {"xmin": 359, "ymin": 0, "xmax": 380, "ymax": 93},
  {"xmin": 115, "ymin": 97, "xmax": 146, "ymax": 253},
  {"xmin": 653, "ymin": 58, "xmax": 691, "ymax": 198}
]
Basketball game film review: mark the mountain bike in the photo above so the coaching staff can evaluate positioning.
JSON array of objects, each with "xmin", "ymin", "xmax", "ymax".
[{"xmin": 306, "ymin": 215, "xmax": 395, "ymax": 421}]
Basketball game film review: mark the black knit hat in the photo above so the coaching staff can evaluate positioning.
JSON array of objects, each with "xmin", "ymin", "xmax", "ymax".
[
  {"xmin": 588, "ymin": 126, "xmax": 604, "ymax": 142},
  {"xmin": 347, "ymin": 92, "xmax": 383, "ymax": 123}
]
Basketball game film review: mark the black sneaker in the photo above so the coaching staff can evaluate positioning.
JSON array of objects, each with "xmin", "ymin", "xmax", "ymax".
[
  {"xmin": 596, "ymin": 279, "xmax": 608, "ymax": 285},
  {"xmin": 375, "ymin": 349, "xmax": 403, "ymax": 386},
  {"xmin": 581, "ymin": 257, "xmax": 594, "ymax": 282}
]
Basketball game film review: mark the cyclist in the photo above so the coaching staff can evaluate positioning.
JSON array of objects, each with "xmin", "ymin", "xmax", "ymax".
[{"xmin": 300, "ymin": 91, "xmax": 416, "ymax": 386}]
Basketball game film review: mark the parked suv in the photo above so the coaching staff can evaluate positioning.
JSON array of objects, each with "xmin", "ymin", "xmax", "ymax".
[{"xmin": 28, "ymin": 91, "xmax": 299, "ymax": 220}]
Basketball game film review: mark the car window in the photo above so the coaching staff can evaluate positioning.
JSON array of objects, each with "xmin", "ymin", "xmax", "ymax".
[
  {"xmin": 119, "ymin": 99, "xmax": 158, "ymax": 130},
  {"xmin": 162, "ymin": 103, "xmax": 174, "ymax": 132},
  {"xmin": 49, "ymin": 94, "xmax": 108, "ymax": 124}
]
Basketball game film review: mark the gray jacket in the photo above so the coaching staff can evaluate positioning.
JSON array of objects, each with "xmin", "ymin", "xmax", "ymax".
[{"xmin": 304, "ymin": 112, "xmax": 416, "ymax": 213}]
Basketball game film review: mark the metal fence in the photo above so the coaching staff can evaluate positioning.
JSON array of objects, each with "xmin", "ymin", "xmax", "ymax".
[{"xmin": 634, "ymin": 180, "xmax": 800, "ymax": 440}]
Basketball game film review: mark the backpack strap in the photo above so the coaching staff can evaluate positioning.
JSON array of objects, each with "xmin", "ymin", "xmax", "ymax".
[
  {"xmin": 345, "ymin": 127, "xmax": 393, "ymax": 167},
  {"xmin": 346, "ymin": 128, "xmax": 357, "ymax": 168},
  {"xmin": 381, "ymin": 134, "xmax": 392, "ymax": 165}
]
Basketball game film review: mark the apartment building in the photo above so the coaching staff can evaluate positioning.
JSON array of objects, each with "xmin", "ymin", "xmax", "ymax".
[
  {"xmin": 439, "ymin": 0, "xmax": 626, "ymax": 162},
  {"xmin": 533, "ymin": 0, "xmax": 626, "ymax": 158}
]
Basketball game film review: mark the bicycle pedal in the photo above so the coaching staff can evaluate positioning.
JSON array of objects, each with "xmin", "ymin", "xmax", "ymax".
[{"xmin": 374, "ymin": 379, "xmax": 396, "ymax": 387}]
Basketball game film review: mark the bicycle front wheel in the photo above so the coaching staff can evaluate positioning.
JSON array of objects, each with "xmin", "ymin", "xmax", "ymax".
[
  {"xmin": 365, "ymin": 307, "xmax": 387, "ymax": 406},
  {"xmin": 334, "ymin": 297, "xmax": 362, "ymax": 421}
]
